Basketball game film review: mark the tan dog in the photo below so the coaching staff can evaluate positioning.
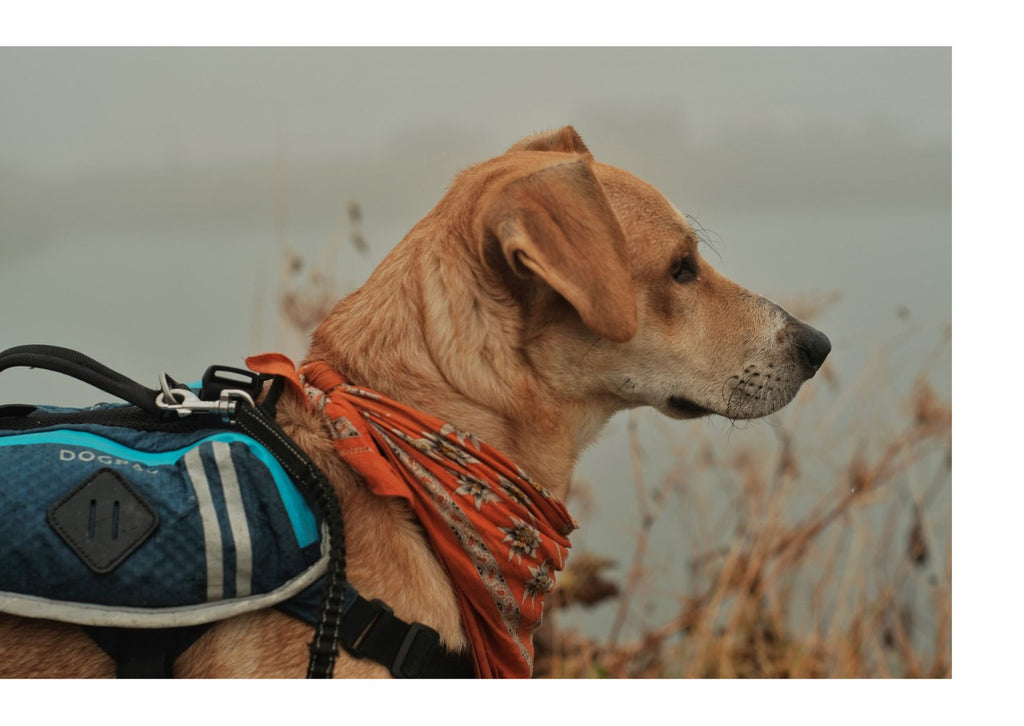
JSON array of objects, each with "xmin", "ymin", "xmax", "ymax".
[{"xmin": 0, "ymin": 126, "xmax": 830, "ymax": 677}]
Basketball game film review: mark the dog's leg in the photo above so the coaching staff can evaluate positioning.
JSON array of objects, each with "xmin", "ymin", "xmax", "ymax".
[{"xmin": 0, "ymin": 615, "xmax": 114, "ymax": 678}]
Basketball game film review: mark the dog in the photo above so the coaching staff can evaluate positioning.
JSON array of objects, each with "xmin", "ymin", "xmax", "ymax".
[{"xmin": 0, "ymin": 126, "xmax": 830, "ymax": 677}]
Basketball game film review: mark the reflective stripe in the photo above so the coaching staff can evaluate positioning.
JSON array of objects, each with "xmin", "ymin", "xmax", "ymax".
[
  {"xmin": 0, "ymin": 534, "xmax": 328, "ymax": 628},
  {"xmin": 184, "ymin": 449, "xmax": 224, "ymax": 601},
  {"xmin": 212, "ymin": 441, "xmax": 252, "ymax": 598}
]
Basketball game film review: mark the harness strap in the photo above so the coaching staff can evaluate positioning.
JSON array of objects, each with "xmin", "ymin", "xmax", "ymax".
[
  {"xmin": 85, "ymin": 624, "xmax": 211, "ymax": 678},
  {"xmin": 279, "ymin": 579, "xmax": 474, "ymax": 678},
  {"xmin": 338, "ymin": 595, "xmax": 474, "ymax": 678},
  {"xmin": 84, "ymin": 586, "xmax": 473, "ymax": 678}
]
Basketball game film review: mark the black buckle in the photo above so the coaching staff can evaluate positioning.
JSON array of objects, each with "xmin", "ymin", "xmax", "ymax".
[
  {"xmin": 200, "ymin": 365, "xmax": 265, "ymax": 402},
  {"xmin": 346, "ymin": 598, "xmax": 442, "ymax": 678},
  {"xmin": 391, "ymin": 622, "xmax": 441, "ymax": 679}
]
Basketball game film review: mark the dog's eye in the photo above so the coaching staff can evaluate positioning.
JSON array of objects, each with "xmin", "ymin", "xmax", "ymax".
[{"xmin": 670, "ymin": 256, "xmax": 698, "ymax": 284}]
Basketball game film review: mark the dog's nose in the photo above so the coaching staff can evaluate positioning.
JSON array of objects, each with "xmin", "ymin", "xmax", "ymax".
[{"xmin": 796, "ymin": 325, "xmax": 831, "ymax": 376}]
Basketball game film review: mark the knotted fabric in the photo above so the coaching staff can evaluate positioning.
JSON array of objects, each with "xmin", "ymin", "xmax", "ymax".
[{"xmin": 245, "ymin": 353, "xmax": 577, "ymax": 678}]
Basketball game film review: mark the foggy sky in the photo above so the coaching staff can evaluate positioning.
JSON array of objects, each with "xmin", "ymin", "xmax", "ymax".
[{"xmin": 0, "ymin": 48, "xmax": 949, "ymax": 264}]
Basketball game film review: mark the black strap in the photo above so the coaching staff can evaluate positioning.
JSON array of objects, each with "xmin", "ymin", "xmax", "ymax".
[
  {"xmin": 85, "ymin": 625, "xmax": 211, "ymax": 678},
  {"xmin": 233, "ymin": 402, "xmax": 349, "ymax": 678},
  {"xmin": 0, "ymin": 345, "xmax": 274, "ymax": 420},
  {"xmin": 0, "ymin": 344, "xmax": 164, "ymax": 414},
  {"xmin": 338, "ymin": 596, "xmax": 474, "ymax": 678}
]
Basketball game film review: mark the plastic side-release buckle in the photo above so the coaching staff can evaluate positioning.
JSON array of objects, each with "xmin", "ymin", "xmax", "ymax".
[
  {"xmin": 391, "ymin": 622, "xmax": 441, "ymax": 679},
  {"xmin": 345, "ymin": 598, "xmax": 443, "ymax": 678},
  {"xmin": 200, "ymin": 365, "xmax": 266, "ymax": 402}
]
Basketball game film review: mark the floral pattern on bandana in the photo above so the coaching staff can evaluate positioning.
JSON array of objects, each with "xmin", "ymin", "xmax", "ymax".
[
  {"xmin": 368, "ymin": 414, "xmax": 482, "ymax": 468},
  {"xmin": 331, "ymin": 416, "xmax": 361, "ymax": 440},
  {"xmin": 524, "ymin": 561, "xmax": 555, "ymax": 605},
  {"xmin": 440, "ymin": 422, "xmax": 482, "ymax": 451},
  {"xmin": 455, "ymin": 473, "xmax": 501, "ymax": 511},
  {"xmin": 500, "ymin": 517, "xmax": 541, "ymax": 563},
  {"xmin": 498, "ymin": 475, "xmax": 531, "ymax": 508}
]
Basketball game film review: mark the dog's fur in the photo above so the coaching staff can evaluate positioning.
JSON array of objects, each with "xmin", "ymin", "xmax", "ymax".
[{"xmin": 0, "ymin": 127, "xmax": 830, "ymax": 677}]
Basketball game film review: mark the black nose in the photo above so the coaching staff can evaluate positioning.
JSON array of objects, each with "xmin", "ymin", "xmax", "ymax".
[{"xmin": 795, "ymin": 325, "xmax": 831, "ymax": 375}]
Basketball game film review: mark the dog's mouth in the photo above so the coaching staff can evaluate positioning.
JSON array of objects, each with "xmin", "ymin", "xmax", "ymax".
[{"xmin": 665, "ymin": 395, "xmax": 714, "ymax": 419}]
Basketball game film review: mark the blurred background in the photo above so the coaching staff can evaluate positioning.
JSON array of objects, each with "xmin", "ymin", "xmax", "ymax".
[{"xmin": 0, "ymin": 47, "xmax": 950, "ymax": 677}]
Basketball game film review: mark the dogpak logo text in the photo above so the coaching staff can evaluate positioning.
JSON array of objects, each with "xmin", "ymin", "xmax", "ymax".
[{"xmin": 59, "ymin": 449, "xmax": 159, "ymax": 475}]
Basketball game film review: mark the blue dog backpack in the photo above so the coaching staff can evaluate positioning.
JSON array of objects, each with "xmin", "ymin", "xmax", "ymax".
[
  {"xmin": 0, "ymin": 345, "xmax": 474, "ymax": 679},
  {"xmin": 0, "ymin": 345, "xmax": 351, "ymax": 677}
]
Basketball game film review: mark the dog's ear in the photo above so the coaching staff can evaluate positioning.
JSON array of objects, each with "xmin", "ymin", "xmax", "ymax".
[
  {"xmin": 508, "ymin": 126, "xmax": 592, "ymax": 157},
  {"xmin": 481, "ymin": 158, "xmax": 637, "ymax": 343}
]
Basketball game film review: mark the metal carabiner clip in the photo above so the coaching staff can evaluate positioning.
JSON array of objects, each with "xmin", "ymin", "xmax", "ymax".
[{"xmin": 155, "ymin": 372, "xmax": 254, "ymax": 420}]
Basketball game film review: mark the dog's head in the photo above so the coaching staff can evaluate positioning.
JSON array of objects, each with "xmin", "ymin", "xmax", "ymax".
[{"xmin": 471, "ymin": 126, "xmax": 830, "ymax": 422}]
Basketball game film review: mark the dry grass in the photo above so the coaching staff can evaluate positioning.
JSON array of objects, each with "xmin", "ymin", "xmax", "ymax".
[{"xmin": 266, "ymin": 196, "xmax": 369, "ymax": 358}]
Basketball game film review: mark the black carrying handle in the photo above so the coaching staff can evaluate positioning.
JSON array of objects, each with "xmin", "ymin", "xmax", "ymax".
[{"xmin": 0, "ymin": 344, "xmax": 164, "ymax": 415}]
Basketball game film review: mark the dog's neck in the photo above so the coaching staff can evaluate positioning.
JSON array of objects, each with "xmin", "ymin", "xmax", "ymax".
[{"xmin": 305, "ymin": 219, "xmax": 613, "ymax": 502}]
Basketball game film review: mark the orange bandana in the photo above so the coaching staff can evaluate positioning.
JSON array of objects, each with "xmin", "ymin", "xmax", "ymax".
[{"xmin": 246, "ymin": 353, "xmax": 577, "ymax": 678}]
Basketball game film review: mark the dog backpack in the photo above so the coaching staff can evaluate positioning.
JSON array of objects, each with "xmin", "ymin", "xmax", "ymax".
[
  {"xmin": 0, "ymin": 345, "xmax": 473, "ymax": 679},
  {"xmin": 0, "ymin": 345, "xmax": 350, "ymax": 677}
]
